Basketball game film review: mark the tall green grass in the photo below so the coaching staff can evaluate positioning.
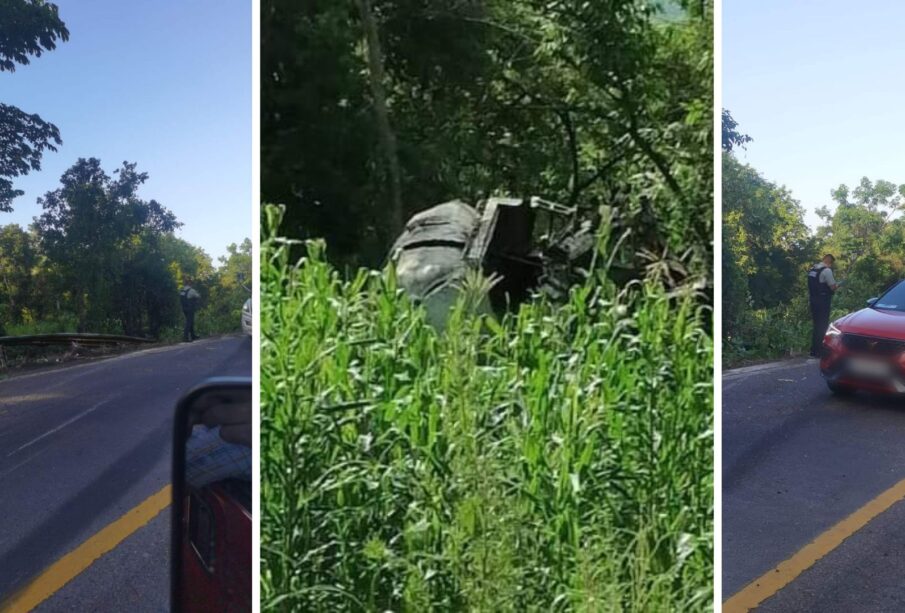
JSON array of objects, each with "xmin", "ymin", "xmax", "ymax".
[{"xmin": 261, "ymin": 205, "xmax": 713, "ymax": 611}]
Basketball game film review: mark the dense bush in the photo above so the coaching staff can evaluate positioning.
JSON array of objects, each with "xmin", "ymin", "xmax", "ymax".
[
  {"xmin": 263, "ymin": 0, "xmax": 713, "ymax": 276},
  {"xmin": 721, "ymin": 141, "xmax": 905, "ymax": 366},
  {"xmin": 261, "ymin": 206, "xmax": 713, "ymax": 611},
  {"xmin": 724, "ymin": 299, "xmax": 811, "ymax": 363}
]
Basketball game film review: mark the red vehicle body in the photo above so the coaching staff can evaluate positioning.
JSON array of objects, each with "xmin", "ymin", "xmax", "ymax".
[
  {"xmin": 821, "ymin": 283, "xmax": 905, "ymax": 394},
  {"xmin": 180, "ymin": 479, "xmax": 252, "ymax": 612}
]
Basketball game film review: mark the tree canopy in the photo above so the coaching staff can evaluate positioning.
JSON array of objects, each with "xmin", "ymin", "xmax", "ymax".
[
  {"xmin": 721, "ymin": 109, "xmax": 751, "ymax": 152},
  {"xmin": 0, "ymin": 0, "xmax": 69, "ymax": 212},
  {"xmin": 0, "ymin": 0, "xmax": 69, "ymax": 72},
  {"xmin": 721, "ymin": 152, "xmax": 813, "ymax": 337}
]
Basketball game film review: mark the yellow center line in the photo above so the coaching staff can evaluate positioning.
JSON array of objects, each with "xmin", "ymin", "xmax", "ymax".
[
  {"xmin": 0, "ymin": 484, "xmax": 172, "ymax": 613},
  {"xmin": 724, "ymin": 477, "xmax": 905, "ymax": 612}
]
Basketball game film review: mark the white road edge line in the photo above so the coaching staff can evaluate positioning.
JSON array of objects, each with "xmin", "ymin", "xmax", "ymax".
[
  {"xmin": 6, "ymin": 399, "xmax": 113, "ymax": 457},
  {"xmin": 0, "ymin": 446, "xmax": 51, "ymax": 480},
  {"xmin": 723, "ymin": 358, "xmax": 819, "ymax": 381}
]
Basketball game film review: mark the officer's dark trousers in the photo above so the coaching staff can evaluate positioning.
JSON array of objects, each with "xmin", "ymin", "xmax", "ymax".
[
  {"xmin": 183, "ymin": 310, "xmax": 196, "ymax": 342},
  {"xmin": 810, "ymin": 298, "xmax": 831, "ymax": 356}
]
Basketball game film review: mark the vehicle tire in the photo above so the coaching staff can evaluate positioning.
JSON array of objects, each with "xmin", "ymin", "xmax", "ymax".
[{"xmin": 827, "ymin": 380, "xmax": 855, "ymax": 395}]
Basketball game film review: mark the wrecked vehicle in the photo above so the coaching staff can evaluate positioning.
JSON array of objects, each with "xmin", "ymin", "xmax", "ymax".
[{"xmin": 387, "ymin": 196, "xmax": 598, "ymax": 327}]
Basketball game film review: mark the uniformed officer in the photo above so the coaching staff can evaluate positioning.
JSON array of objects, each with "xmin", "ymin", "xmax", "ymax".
[
  {"xmin": 179, "ymin": 277, "xmax": 201, "ymax": 342},
  {"xmin": 807, "ymin": 254, "xmax": 839, "ymax": 357}
]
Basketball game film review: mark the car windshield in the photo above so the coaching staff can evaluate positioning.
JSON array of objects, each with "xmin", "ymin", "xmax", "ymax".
[{"xmin": 873, "ymin": 281, "xmax": 905, "ymax": 312}]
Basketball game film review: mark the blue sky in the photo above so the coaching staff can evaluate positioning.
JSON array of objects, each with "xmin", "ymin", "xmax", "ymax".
[
  {"xmin": 724, "ymin": 1, "xmax": 905, "ymax": 229},
  {"xmin": 3, "ymin": 0, "xmax": 251, "ymax": 260}
]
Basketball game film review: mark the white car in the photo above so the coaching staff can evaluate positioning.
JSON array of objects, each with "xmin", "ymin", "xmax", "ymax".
[{"xmin": 241, "ymin": 298, "xmax": 252, "ymax": 335}]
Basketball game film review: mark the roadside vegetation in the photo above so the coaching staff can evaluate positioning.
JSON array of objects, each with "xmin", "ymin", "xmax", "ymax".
[
  {"xmin": 722, "ymin": 111, "xmax": 905, "ymax": 366},
  {"xmin": 1, "ymin": 2, "xmax": 250, "ymax": 346},
  {"xmin": 0, "ymin": 172, "xmax": 252, "ymax": 343},
  {"xmin": 263, "ymin": 0, "xmax": 713, "ymax": 279},
  {"xmin": 261, "ymin": 205, "xmax": 713, "ymax": 611},
  {"xmin": 262, "ymin": 0, "xmax": 713, "ymax": 609}
]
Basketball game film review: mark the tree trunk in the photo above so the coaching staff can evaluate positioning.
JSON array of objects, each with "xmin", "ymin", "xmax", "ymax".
[{"xmin": 356, "ymin": 0, "xmax": 404, "ymax": 239}]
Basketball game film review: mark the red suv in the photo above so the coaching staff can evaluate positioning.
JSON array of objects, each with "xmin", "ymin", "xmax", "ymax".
[{"xmin": 821, "ymin": 281, "xmax": 905, "ymax": 394}]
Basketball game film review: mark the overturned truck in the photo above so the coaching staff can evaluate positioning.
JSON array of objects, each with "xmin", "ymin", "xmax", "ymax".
[{"xmin": 387, "ymin": 196, "xmax": 597, "ymax": 327}]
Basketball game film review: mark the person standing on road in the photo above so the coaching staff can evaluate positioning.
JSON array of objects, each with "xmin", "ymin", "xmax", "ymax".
[
  {"xmin": 808, "ymin": 254, "xmax": 839, "ymax": 358},
  {"xmin": 179, "ymin": 277, "xmax": 201, "ymax": 342}
]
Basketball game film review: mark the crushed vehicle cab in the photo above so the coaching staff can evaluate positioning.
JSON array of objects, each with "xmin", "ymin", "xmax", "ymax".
[{"xmin": 387, "ymin": 196, "xmax": 597, "ymax": 327}]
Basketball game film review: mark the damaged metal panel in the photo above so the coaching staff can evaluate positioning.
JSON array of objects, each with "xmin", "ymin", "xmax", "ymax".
[
  {"xmin": 390, "ymin": 200, "xmax": 478, "ymax": 303},
  {"xmin": 390, "ymin": 199, "xmax": 477, "ymax": 254},
  {"xmin": 388, "ymin": 195, "xmax": 597, "ymax": 328}
]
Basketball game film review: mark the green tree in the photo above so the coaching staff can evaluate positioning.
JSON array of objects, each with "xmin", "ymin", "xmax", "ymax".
[
  {"xmin": 0, "ymin": 224, "xmax": 38, "ymax": 325},
  {"xmin": 721, "ymin": 153, "xmax": 813, "ymax": 335},
  {"xmin": 2, "ymin": 213, "xmax": 248, "ymax": 340},
  {"xmin": 812, "ymin": 178, "xmax": 905, "ymax": 315},
  {"xmin": 721, "ymin": 109, "xmax": 752, "ymax": 152},
  {"xmin": 35, "ymin": 158, "xmax": 181, "ymax": 333},
  {"xmin": 198, "ymin": 238, "xmax": 252, "ymax": 333},
  {"xmin": 0, "ymin": 0, "xmax": 69, "ymax": 212}
]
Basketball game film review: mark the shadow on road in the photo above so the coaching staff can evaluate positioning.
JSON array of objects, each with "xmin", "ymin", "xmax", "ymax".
[
  {"xmin": 724, "ymin": 391, "xmax": 905, "ymax": 493},
  {"xmin": 0, "ymin": 419, "xmax": 171, "ymax": 597}
]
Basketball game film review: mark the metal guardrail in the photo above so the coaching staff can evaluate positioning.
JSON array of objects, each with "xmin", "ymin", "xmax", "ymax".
[{"xmin": 0, "ymin": 333, "xmax": 155, "ymax": 347}]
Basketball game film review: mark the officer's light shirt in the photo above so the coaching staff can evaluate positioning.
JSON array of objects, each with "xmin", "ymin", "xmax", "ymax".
[{"xmin": 819, "ymin": 266, "xmax": 836, "ymax": 288}]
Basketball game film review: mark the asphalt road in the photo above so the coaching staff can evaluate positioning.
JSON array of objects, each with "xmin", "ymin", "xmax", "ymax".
[
  {"xmin": 0, "ymin": 336, "xmax": 251, "ymax": 612},
  {"xmin": 723, "ymin": 357, "xmax": 905, "ymax": 611}
]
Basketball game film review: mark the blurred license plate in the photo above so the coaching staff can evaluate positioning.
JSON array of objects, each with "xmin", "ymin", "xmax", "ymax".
[{"xmin": 849, "ymin": 358, "xmax": 890, "ymax": 377}]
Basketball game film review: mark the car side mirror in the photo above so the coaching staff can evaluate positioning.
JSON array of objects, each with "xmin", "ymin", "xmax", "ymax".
[
  {"xmin": 867, "ymin": 297, "xmax": 878, "ymax": 306},
  {"xmin": 171, "ymin": 377, "xmax": 252, "ymax": 612}
]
